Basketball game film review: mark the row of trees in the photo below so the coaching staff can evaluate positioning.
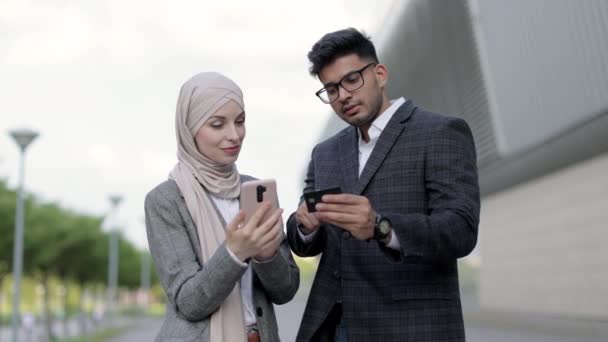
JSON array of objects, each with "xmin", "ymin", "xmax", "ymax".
[{"xmin": 0, "ymin": 178, "xmax": 159, "ymax": 339}]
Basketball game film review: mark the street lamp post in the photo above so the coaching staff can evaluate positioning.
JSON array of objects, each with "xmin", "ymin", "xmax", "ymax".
[
  {"xmin": 9, "ymin": 128, "xmax": 39, "ymax": 342},
  {"xmin": 106, "ymin": 195, "xmax": 122, "ymax": 318}
]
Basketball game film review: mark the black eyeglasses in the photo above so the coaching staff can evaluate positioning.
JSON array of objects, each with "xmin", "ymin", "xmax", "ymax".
[{"xmin": 315, "ymin": 63, "xmax": 376, "ymax": 104}]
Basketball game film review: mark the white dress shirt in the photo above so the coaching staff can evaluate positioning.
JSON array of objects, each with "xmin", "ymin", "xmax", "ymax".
[
  {"xmin": 298, "ymin": 98, "xmax": 406, "ymax": 250},
  {"xmin": 210, "ymin": 195, "xmax": 257, "ymax": 327}
]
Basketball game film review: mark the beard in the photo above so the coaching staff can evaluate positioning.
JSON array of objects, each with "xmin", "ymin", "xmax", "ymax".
[
  {"xmin": 346, "ymin": 111, "xmax": 375, "ymax": 127},
  {"xmin": 340, "ymin": 93, "xmax": 383, "ymax": 128}
]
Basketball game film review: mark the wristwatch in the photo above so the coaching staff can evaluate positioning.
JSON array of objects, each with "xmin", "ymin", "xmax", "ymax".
[{"xmin": 373, "ymin": 213, "xmax": 392, "ymax": 242}]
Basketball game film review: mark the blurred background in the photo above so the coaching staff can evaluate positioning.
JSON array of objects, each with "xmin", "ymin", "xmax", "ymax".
[{"xmin": 1, "ymin": 0, "xmax": 607, "ymax": 341}]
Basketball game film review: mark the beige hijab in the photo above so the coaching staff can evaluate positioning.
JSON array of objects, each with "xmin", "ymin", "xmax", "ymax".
[{"xmin": 169, "ymin": 72, "xmax": 246, "ymax": 342}]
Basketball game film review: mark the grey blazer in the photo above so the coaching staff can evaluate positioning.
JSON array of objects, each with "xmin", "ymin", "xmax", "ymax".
[
  {"xmin": 287, "ymin": 100, "xmax": 480, "ymax": 341},
  {"xmin": 145, "ymin": 175, "xmax": 299, "ymax": 342}
]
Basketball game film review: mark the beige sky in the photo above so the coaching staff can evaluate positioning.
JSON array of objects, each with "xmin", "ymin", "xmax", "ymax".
[{"xmin": 0, "ymin": 0, "xmax": 397, "ymax": 248}]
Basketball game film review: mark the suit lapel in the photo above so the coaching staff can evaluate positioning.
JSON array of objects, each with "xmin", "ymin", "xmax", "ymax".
[
  {"xmin": 355, "ymin": 101, "xmax": 416, "ymax": 194},
  {"xmin": 337, "ymin": 126, "xmax": 359, "ymax": 194}
]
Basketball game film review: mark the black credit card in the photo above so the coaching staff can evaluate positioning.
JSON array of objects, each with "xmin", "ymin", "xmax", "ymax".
[{"xmin": 303, "ymin": 187, "xmax": 342, "ymax": 212}]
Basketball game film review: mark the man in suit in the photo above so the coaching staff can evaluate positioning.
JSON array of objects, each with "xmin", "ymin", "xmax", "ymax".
[{"xmin": 287, "ymin": 28, "xmax": 480, "ymax": 341}]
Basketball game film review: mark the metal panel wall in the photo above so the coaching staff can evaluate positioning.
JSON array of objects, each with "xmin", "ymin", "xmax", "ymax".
[
  {"xmin": 379, "ymin": 0, "xmax": 499, "ymax": 168},
  {"xmin": 473, "ymin": 0, "xmax": 608, "ymax": 156}
]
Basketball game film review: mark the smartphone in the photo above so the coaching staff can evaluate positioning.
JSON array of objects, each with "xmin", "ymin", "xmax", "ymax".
[
  {"xmin": 240, "ymin": 179, "xmax": 280, "ymax": 224},
  {"xmin": 303, "ymin": 186, "xmax": 342, "ymax": 212}
]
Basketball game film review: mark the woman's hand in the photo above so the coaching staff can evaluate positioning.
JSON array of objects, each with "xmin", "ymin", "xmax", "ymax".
[
  {"xmin": 225, "ymin": 202, "xmax": 284, "ymax": 262},
  {"xmin": 253, "ymin": 213, "xmax": 284, "ymax": 262}
]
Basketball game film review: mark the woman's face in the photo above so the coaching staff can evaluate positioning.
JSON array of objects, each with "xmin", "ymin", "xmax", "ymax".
[{"xmin": 194, "ymin": 100, "xmax": 246, "ymax": 165}]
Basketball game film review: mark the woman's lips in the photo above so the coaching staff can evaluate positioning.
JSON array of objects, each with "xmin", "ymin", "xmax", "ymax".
[{"xmin": 222, "ymin": 146, "xmax": 240, "ymax": 155}]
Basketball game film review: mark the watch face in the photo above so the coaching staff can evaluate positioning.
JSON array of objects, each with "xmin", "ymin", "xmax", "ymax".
[{"xmin": 379, "ymin": 219, "xmax": 391, "ymax": 234}]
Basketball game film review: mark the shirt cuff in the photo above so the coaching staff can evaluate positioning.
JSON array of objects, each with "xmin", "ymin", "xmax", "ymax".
[
  {"xmin": 253, "ymin": 251, "xmax": 278, "ymax": 264},
  {"xmin": 297, "ymin": 225, "xmax": 318, "ymax": 242},
  {"xmin": 226, "ymin": 244, "xmax": 248, "ymax": 267},
  {"xmin": 383, "ymin": 231, "xmax": 401, "ymax": 250}
]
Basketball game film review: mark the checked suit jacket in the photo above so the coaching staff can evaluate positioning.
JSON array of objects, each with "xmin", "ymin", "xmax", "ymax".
[{"xmin": 287, "ymin": 100, "xmax": 480, "ymax": 342}]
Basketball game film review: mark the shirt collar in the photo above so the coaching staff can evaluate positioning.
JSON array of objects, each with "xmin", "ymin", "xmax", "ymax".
[{"xmin": 359, "ymin": 97, "xmax": 406, "ymax": 144}]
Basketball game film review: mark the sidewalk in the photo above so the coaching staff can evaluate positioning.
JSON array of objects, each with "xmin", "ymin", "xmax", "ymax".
[
  {"xmin": 0, "ymin": 316, "xmax": 95, "ymax": 341},
  {"xmin": 104, "ymin": 299, "xmax": 307, "ymax": 342},
  {"xmin": 105, "ymin": 318, "xmax": 160, "ymax": 342},
  {"xmin": 80, "ymin": 306, "xmax": 608, "ymax": 342},
  {"xmin": 465, "ymin": 309, "xmax": 608, "ymax": 341}
]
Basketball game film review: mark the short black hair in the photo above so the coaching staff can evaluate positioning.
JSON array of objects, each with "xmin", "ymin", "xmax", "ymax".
[{"xmin": 307, "ymin": 28, "xmax": 379, "ymax": 76}]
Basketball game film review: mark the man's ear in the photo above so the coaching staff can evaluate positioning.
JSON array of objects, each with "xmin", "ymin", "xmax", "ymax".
[{"xmin": 375, "ymin": 64, "xmax": 389, "ymax": 88}]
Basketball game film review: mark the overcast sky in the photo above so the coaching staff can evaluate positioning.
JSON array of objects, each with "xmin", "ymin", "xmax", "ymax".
[{"xmin": 0, "ymin": 0, "xmax": 396, "ymax": 248}]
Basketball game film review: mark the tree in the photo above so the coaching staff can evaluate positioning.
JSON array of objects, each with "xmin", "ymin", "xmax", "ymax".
[
  {"xmin": 0, "ymin": 178, "xmax": 160, "ymax": 339},
  {"xmin": 69, "ymin": 226, "xmax": 108, "ymax": 336},
  {"xmin": 118, "ymin": 237, "xmax": 141, "ymax": 290},
  {"xmin": 53, "ymin": 214, "xmax": 105, "ymax": 336},
  {"xmin": 0, "ymin": 179, "xmax": 16, "ymax": 285},
  {"xmin": 23, "ymin": 201, "xmax": 70, "ymax": 341}
]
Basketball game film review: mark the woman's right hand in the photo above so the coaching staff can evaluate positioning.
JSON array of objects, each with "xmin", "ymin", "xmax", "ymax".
[{"xmin": 225, "ymin": 202, "xmax": 284, "ymax": 262}]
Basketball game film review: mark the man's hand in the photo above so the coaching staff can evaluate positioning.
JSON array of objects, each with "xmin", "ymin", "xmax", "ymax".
[
  {"xmin": 295, "ymin": 201, "xmax": 321, "ymax": 235},
  {"xmin": 315, "ymin": 194, "xmax": 376, "ymax": 240}
]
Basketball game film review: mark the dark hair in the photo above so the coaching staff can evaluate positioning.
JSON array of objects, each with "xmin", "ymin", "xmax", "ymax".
[{"xmin": 307, "ymin": 28, "xmax": 379, "ymax": 76}]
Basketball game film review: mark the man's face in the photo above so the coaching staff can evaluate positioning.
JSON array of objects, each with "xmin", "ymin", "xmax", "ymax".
[{"xmin": 318, "ymin": 54, "xmax": 387, "ymax": 128}]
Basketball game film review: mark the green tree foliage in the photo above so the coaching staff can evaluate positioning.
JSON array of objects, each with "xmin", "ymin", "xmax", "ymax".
[
  {"xmin": 118, "ymin": 235, "xmax": 142, "ymax": 289},
  {"xmin": 0, "ymin": 179, "xmax": 158, "ymax": 309},
  {"xmin": 0, "ymin": 179, "xmax": 17, "ymax": 281}
]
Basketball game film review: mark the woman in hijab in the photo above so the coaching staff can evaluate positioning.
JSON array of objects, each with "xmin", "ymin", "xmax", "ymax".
[{"xmin": 145, "ymin": 72, "xmax": 299, "ymax": 342}]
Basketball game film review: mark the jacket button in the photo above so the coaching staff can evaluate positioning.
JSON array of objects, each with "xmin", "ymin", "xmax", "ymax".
[
  {"xmin": 256, "ymin": 307, "xmax": 263, "ymax": 317},
  {"xmin": 342, "ymin": 231, "xmax": 351, "ymax": 239},
  {"xmin": 333, "ymin": 270, "xmax": 340, "ymax": 279}
]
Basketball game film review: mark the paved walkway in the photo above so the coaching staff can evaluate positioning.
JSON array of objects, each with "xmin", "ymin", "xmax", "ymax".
[
  {"xmin": 105, "ymin": 318, "xmax": 160, "ymax": 342},
  {"xmin": 104, "ymin": 298, "xmax": 307, "ymax": 342},
  {"xmin": 104, "ymin": 307, "xmax": 608, "ymax": 342},
  {"xmin": 105, "ymin": 309, "xmax": 608, "ymax": 342},
  {"xmin": 465, "ymin": 310, "xmax": 608, "ymax": 342},
  {"xmin": 467, "ymin": 325, "xmax": 606, "ymax": 342},
  {"xmin": 47, "ymin": 288, "xmax": 607, "ymax": 342}
]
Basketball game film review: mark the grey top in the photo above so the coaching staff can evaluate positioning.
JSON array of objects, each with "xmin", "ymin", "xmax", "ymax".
[{"xmin": 145, "ymin": 176, "xmax": 299, "ymax": 341}]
